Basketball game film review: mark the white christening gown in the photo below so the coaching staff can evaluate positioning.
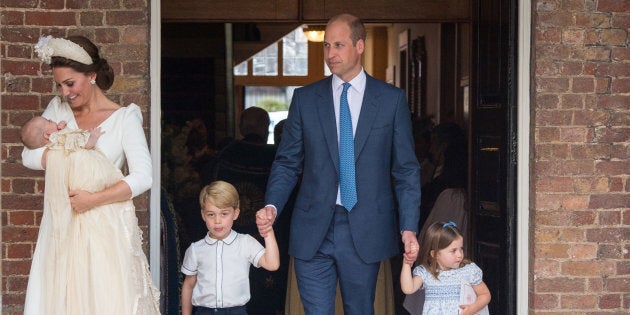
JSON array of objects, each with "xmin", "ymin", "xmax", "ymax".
[{"xmin": 23, "ymin": 105, "xmax": 160, "ymax": 315}]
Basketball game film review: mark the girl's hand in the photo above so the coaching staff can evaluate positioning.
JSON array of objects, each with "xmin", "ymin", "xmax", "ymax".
[{"xmin": 458, "ymin": 305, "xmax": 472, "ymax": 315}]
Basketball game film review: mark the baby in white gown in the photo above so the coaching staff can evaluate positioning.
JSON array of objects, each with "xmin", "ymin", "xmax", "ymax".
[
  {"xmin": 21, "ymin": 116, "xmax": 161, "ymax": 315},
  {"xmin": 21, "ymin": 116, "xmax": 102, "ymax": 152}
]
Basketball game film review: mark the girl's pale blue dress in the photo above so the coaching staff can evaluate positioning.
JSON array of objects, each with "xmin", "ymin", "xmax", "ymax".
[{"xmin": 412, "ymin": 262, "xmax": 483, "ymax": 315}]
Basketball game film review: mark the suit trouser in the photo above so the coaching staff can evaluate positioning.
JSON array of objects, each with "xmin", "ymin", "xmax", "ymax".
[{"xmin": 294, "ymin": 205, "xmax": 380, "ymax": 315}]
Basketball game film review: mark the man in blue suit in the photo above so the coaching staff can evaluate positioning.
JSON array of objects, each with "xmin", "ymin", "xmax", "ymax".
[{"xmin": 257, "ymin": 13, "xmax": 421, "ymax": 315}]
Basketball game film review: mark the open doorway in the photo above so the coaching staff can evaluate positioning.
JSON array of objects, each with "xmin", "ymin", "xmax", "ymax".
[{"xmin": 158, "ymin": 1, "xmax": 511, "ymax": 314}]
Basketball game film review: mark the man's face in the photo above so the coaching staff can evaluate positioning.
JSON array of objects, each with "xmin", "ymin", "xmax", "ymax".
[{"xmin": 323, "ymin": 20, "xmax": 364, "ymax": 82}]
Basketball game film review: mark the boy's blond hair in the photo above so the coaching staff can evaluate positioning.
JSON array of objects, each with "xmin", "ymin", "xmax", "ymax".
[{"xmin": 199, "ymin": 180, "xmax": 240, "ymax": 209}]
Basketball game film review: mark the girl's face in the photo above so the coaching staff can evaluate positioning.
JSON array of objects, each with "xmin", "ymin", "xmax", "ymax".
[
  {"xmin": 52, "ymin": 67, "xmax": 96, "ymax": 109},
  {"xmin": 432, "ymin": 236, "xmax": 464, "ymax": 271},
  {"xmin": 201, "ymin": 202, "xmax": 239, "ymax": 240}
]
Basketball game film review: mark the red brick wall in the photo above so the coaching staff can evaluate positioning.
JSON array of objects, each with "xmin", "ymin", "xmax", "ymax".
[
  {"xmin": 0, "ymin": 2, "xmax": 151, "ymax": 313},
  {"xmin": 533, "ymin": 0, "xmax": 629, "ymax": 313}
]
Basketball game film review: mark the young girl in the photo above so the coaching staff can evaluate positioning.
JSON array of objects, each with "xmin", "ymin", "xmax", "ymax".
[{"xmin": 401, "ymin": 221, "xmax": 491, "ymax": 315}]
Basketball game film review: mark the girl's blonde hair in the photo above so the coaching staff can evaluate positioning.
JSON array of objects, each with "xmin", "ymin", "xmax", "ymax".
[
  {"xmin": 417, "ymin": 221, "xmax": 471, "ymax": 279},
  {"xmin": 199, "ymin": 181, "xmax": 240, "ymax": 209}
]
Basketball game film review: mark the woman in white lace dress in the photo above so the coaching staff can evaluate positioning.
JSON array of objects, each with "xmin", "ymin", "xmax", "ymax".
[{"xmin": 21, "ymin": 35, "xmax": 160, "ymax": 315}]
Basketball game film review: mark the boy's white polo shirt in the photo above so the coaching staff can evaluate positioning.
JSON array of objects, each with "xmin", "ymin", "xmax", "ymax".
[{"xmin": 181, "ymin": 230, "xmax": 265, "ymax": 308}]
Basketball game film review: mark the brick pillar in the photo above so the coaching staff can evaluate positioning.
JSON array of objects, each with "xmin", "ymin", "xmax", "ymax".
[
  {"xmin": 0, "ymin": 2, "xmax": 151, "ymax": 313},
  {"xmin": 532, "ymin": 0, "xmax": 629, "ymax": 313}
]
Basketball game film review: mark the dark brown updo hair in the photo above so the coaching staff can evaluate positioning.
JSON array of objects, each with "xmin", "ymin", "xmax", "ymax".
[{"xmin": 49, "ymin": 36, "xmax": 115, "ymax": 90}]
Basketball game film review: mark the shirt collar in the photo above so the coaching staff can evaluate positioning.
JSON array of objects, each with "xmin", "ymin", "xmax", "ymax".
[
  {"xmin": 332, "ymin": 69, "xmax": 366, "ymax": 94},
  {"xmin": 204, "ymin": 230, "xmax": 237, "ymax": 245}
]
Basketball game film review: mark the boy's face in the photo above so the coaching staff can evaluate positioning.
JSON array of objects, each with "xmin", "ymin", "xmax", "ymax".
[{"xmin": 201, "ymin": 202, "xmax": 239, "ymax": 240}]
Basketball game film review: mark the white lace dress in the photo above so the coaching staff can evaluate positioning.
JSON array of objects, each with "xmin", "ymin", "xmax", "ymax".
[{"xmin": 22, "ymin": 98, "xmax": 160, "ymax": 315}]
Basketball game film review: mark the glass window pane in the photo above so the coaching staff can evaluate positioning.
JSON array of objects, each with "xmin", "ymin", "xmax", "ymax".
[
  {"xmin": 244, "ymin": 86, "xmax": 299, "ymax": 144},
  {"xmin": 283, "ymin": 28, "xmax": 308, "ymax": 76},
  {"xmin": 253, "ymin": 43, "xmax": 278, "ymax": 76},
  {"xmin": 234, "ymin": 60, "xmax": 248, "ymax": 76}
]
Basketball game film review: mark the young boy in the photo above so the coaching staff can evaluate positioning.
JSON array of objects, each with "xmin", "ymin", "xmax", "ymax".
[{"xmin": 181, "ymin": 181, "xmax": 280, "ymax": 315}]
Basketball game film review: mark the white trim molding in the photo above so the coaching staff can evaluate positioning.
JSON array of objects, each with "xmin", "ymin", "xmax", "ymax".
[
  {"xmin": 149, "ymin": 0, "xmax": 162, "ymax": 287},
  {"xmin": 517, "ymin": 0, "xmax": 531, "ymax": 314}
]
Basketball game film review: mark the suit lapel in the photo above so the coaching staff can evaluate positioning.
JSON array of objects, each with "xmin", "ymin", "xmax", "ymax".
[
  {"xmin": 354, "ymin": 75, "xmax": 379, "ymax": 160},
  {"xmin": 315, "ymin": 77, "xmax": 340, "ymax": 174}
]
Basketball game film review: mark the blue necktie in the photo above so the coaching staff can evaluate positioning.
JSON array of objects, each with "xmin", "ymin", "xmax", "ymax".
[{"xmin": 339, "ymin": 82, "xmax": 357, "ymax": 211}]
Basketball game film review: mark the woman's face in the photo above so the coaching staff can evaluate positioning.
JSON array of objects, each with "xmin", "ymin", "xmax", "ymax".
[{"xmin": 52, "ymin": 67, "xmax": 96, "ymax": 108}]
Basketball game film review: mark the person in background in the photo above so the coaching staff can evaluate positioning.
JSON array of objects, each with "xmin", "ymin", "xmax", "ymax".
[
  {"xmin": 419, "ymin": 122, "xmax": 467, "ymax": 229},
  {"xmin": 22, "ymin": 35, "xmax": 159, "ymax": 315},
  {"xmin": 181, "ymin": 181, "xmax": 279, "ymax": 315},
  {"xmin": 273, "ymin": 118, "xmax": 287, "ymax": 146},
  {"xmin": 412, "ymin": 116, "xmax": 436, "ymax": 187},
  {"xmin": 256, "ymin": 13, "xmax": 421, "ymax": 315}
]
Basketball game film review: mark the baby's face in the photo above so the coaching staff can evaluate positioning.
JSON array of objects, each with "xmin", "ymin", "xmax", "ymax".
[
  {"xmin": 43, "ymin": 118, "xmax": 58, "ymax": 134},
  {"xmin": 37, "ymin": 117, "xmax": 59, "ymax": 141}
]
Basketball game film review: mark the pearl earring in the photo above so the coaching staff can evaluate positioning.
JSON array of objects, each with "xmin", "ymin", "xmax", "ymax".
[{"xmin": 90, "ymin": 79, "xmax": 96, "ymax": 85}]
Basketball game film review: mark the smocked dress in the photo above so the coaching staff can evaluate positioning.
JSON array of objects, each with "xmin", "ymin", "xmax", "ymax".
[
  {"xmin": 22, "ymin": 97, "xmax": 160, "ymax": 315},
  {"xmin": 412, "ymin": 263, "xmax": 483, "ymax": 315}
]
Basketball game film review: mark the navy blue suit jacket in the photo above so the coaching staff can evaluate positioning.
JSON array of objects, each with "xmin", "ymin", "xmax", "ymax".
[{"xmin": 266, "ymin": 74, "xmax": 421, "ymax": 264}]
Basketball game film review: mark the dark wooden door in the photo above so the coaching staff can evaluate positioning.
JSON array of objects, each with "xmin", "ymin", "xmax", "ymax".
[{"xmin": 470, "ymin": 0, "xmax": 518, "ymax": 314}]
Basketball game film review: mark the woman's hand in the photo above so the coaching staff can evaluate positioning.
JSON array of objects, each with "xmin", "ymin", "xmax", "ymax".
[{"xmin": 69, "ymin": 189, "xmax": 96, "ymax": 213}]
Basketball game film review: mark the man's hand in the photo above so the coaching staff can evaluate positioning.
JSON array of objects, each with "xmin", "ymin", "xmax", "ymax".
[
  {"xmin": 256, "ymin": 205, "xmax": 276, "ymax": 237},
  {"xmin": 402, "ymin": 230, "xmax": 419, "ymax": 265}
]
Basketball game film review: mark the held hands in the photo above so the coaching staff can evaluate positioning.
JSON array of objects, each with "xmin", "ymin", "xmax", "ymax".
[
  {"xmin": 402, "ymin": 230, "xmax": 419, "ymax": 266},
  {"xmin": 256, "ymin": 206, "xmax": 276, "ymax": 237},
  {"xmin": 404, "ymin": 242, "xmax": 419, "ymax": 267}
]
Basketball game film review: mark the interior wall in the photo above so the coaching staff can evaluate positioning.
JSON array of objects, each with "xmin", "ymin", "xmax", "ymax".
[
  {"xmin": 388, "ymin": 23, "xmax": 441, "ymax": 121},
  {"xmin": 163, "ymin": 0, "xmax": 471, "ymax": 22},
  {"xmin": 162, "ymin": 23, "xmax": 228, "ymax": 144}
]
